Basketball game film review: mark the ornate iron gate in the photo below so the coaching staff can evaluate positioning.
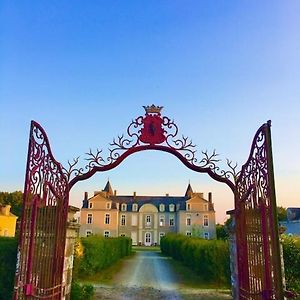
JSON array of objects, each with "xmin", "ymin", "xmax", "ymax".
[
  {"xmin": 235, "ymin": 121, "xmax": 284, "ymax": 299},
  {"xmin": 14, "ymin": 106, "xmax": 285, "ymax": 299},
  {"xmin": 14, "ymin": 121, "xmax": 69, "ymax": 299}
]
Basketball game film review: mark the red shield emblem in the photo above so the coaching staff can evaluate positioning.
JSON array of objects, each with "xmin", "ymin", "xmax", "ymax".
[{"xmin": 140, "ymin": 114, "xmax": 166, "ymax": 145}]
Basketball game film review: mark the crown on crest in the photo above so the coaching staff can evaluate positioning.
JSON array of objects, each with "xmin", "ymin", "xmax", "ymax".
[{"xmin": 143, "ymin": 104, "xmax": 163, "ymax": 114}]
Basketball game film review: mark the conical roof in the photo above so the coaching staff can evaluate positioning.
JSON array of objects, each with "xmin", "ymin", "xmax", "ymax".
[
  {"xmin": 185, "ymin": 183, "xmax": 193, "ymax": 198},
  {"xmin": 103, "ymin": 180, "xmax": 113, "ymax": 196}
]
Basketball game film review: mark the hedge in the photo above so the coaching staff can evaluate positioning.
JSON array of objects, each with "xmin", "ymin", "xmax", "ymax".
[
  {"xmin": 73, "ymin": 235, "xmax": 132, "ymax": 278},
  {"xmin": 160, "ymin": 233, "xmax": 230, "ymax": 286},
  {"xmin": 0, "ymin": 237, "xmax": 18, "ymax": 300},
  {"xmin": 161, "ymin": 233, "xmax": 300, "ymax": 294}
]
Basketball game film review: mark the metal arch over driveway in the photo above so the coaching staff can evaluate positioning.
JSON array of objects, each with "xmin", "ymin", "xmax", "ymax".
[{"xmin": 14, "ymin": 105, "xmax": 285, "ymax": 299}]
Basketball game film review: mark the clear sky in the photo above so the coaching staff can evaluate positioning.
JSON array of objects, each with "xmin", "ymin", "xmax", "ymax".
[{"xmin": 1, "ymin": 1, "xmax": 299, "ymax": 223}]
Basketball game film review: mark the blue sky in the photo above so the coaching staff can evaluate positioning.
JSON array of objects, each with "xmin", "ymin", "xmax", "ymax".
[{"xmin": 1, "ymin": 1, "xmax": 299, "ymax": 223}]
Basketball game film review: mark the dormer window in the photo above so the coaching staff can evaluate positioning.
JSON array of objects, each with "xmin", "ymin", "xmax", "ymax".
[
  {"xmin": 169, "ymin": 204, "xmax": 175, "ymax": 212},
  {"xmin": 121, "ymin": 203, "xmax": 127, "ymax": 211},
  {"xmin": 159, "ymin": 204, "xmax": 165, "ymax": 212},
  {"xmin": 132, "ymin": 203, "xmax": 138, "ymax": 212}
]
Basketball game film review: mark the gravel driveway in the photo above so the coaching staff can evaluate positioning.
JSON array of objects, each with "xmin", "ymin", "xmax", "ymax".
[{"xmin": 94, "ymin": 250, "xmax": 232, "ymax": 300}]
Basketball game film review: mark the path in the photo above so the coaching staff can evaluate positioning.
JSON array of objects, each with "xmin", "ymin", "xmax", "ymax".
[{"xmin": 94, "ymin": 250, "xmax": 232, "ymax": 300}]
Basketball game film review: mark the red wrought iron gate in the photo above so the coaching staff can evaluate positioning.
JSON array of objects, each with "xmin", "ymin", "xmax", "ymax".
[
  {"xmin": 14, "ymin": 106, "xmax": 285, "ymax": 299},
  {"xmin": 14, "ymin": 121, "xmax": 69, "ymax": 299},
  {"xmin": 235, "ymin": 121, "xmax": 284, "ymax": 299}
]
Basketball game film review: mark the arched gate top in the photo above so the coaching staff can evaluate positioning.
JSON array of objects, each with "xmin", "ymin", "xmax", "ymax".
[{"xmin": 63, "ymin": 105, "xmax": 238, "ymax": 192}]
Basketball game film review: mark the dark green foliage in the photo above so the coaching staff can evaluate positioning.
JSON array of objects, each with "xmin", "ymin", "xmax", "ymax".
[
  {"xmin": 70, "ymin": 281, "xmax": 95, "ymax": 300},
  {"xmin": 74, "ymin": 235, "xmax": 132, "ymax": 278},
  {"xmin": 277, "ymin": 206, "xmax": 287, "ymax": 222},
  {"xmin": 0, "ymin": 191, "xmax": 23, "ymax": 217},
  {"xmin": 160, "ymin": 233, "xmax": 230, "ymax": 286},
  {"xmin": 0, "ymin": 237, "xmax": 18, "ymax": 300},
  {"xmin": 282, "ymin": 235, "xmax": 300, "ymax": 294},
  {"xmin": 216, "ymin": 224, "xmax": 228, "ymax": 240}
]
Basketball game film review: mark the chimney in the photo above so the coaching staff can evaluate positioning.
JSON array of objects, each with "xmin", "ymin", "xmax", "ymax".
[
  {"xmin": 133, "ymin": 191, "xmax": 136, "ymax": 199},
  {"xmin": 114, "ymin": 190, "xmax": 117, "ymax": 196},
  {"xmin": 208, "ymin": 192, "xmax": 212, "ymax": 203},
  {"xmin": 166, "ymin": 193, "xmax": 169, "ymax": 197},
  {"xmin": 84, "ymin": 192, "xmax": 88, "ymax": 201}
]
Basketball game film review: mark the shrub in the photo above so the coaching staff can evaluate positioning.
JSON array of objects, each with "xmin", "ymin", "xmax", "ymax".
[
  {"xmin": 0, "ymin": 237, "xmax": 18, "ymax": 300},
  {"xmin": 282, "ymin": 235, "xmax": 300, "ymax": 294},
  {"xmin": 70, "ymin": 281, "xmax": 95, "ymax": 300},
  {"xmin": 74, "ymin": 235, "xmax": 132, "ymax": 278},
  {"xmin": 161, "ymin": 233, "xmax": 230, "ymax": 286}
]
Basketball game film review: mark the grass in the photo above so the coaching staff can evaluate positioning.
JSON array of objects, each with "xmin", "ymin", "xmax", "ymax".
[
  {"xmin": 79, "ymin": 252, "xmax": 136, "ymax": 285},
  {"xmin": 163, "ymin": 253, "xmax": 231, "ymax": 290},
  {"xmin": 132, "ymin": 245, "xmax": 160, "ymax": 252}
]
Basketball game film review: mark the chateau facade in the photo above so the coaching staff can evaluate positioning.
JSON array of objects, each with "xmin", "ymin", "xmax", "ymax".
[{"xmin": 79, "ymin": 181, "xmax": 216, "ymax": 245}]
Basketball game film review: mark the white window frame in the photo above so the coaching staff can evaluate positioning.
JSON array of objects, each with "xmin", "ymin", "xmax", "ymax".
[
  {"xmin": 169, "ymin": 204, "xmax": 175, "ymax": 212},
  {"xmin": 159, "ymin": 232, "xmax": 165, "ymax": 241},
  {"xmin": 121, "ymin": 214, "xmax": 126, "ymax": 226},
  {"xmin": 159, "ymin": 204, "xmax": 165, "ymax": 212},
  {"xmin": 105, "ymin": 213, "xmax": 110, "ymax": 225},
  {"xmin": 159, "ymin": 215, "xmax": 165, "ymax": 227},
  {"xmin": 87, "ymin": 213, "xmax": 93, "ymax": 224},
  {"xmin": 186, "ymin": 203, "xmax": 191, "ymax": 211},
  {"xmin": 186, "ymin": 214, "xmax": 191, "ymax": 226},
  {"xmin": 169, "ymin": 215, "xmax": 175, "ymax": 227},
  {"xmin": 104, "ymin": 230, "xmax": 110, "ymax": 238},
  {"xmin": 203, "ymin": 215, "xmax": 209, "ymax": 227},
  {"xmin": 121, "ymin": 203, "xmax": 127, "ymax": 211},
  {"xmin": 132, "ymin": 203, "xmax": 138, "ymax": 212},
  {"xmin": 86, "ymin": 230, "xmax": 92, "ymax": 237}
]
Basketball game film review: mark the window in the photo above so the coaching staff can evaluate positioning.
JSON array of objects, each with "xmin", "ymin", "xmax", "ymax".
[
  {"xmin": 104, "ymin": 231, "xmax": 110, "ymax": 238},
  {"xmin": 203, "ymin": 215, "xmax": 209, "ymax": 227},
  {"xmin": 87, "ymin": 214, "xmax": 92, "ymax": 224},
  {"xmin": 121, "ymin": 203, "xmax": 127, "ymax": 211},
  {"xmin": 146, "ymin": 215, "xmax": 151, "ymax": 227},
  {"xmin": 132, "ymin": 203, "xmax": 138, "ymax": 212},
  {"xmin": 86, "ymin": 230, "xmax": 92, "ymax": 237},
  {"xmin": 169, "ymin": 204, "xmax": 175, "ymax": 212},
  {"xmin": 204, "ymin": 232, "xmax": 209, "ymax": 239},
  {"xmin": 159, "ymin": 204, "xmax": 165, "ymax": 212},
  {"xmin": 120, "ymin": 233, "xmax": 125, "ymax": 237},
  {"xmin": 186, "ymin": 231, "xmax": 192, "ymax": 236},
  {"xmin": 204, "ymin": 204, "xmax": 208, "ymax": 211},
  {"xmin": 169, "ymin": 215, "xmax": 174, "ymax": 226},
  {"xmin": 121, "ymin": 214, "xmax": 126, "ymax": 226},
  {"xmin": 106, "ymin": 202, "xmax": 111, "ymax": 209},
  {"xmin": 105, "ymin": 213, "xmax": 110, "ymax": 224},
  {"xmin": 186, "ymin": 214, "xmax": 191, "ymax": 226},
  {"xmin": 186, "ymin": 203, "xmax": 191, "ymax": 211},
  {"xmin": 89, "ymin": 202, "xmax": 93, "ymax": 209},
  {"xmin": 131, "ymin": 214, "xmax": 138, "ymax": 226},
  {"xmin": 159, "ymin": 215, "xmax": 165, "ymax": 226}
]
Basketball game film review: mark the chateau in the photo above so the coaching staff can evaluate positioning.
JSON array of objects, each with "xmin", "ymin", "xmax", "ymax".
[{"xmin": 79, "ymin": 181, "xmax": 216, "ymax": 245}]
